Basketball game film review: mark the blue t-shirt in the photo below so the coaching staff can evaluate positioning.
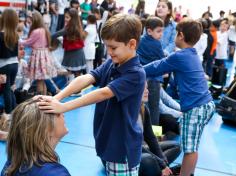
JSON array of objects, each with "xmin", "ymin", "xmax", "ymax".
[
  {"xmin": 137, "ymin": 34, "xmax": 164, "ymax": 82},
  {"xmin": 1, "ymin": 160, "xmax": 71, "ymax": 176},
  {"xmin": 144, "ymin": 48, "xmax": 212, "ymax": 112},
  {"xmin": 90, "ymin": 56, "xmax": 146, "ymax": 168}
]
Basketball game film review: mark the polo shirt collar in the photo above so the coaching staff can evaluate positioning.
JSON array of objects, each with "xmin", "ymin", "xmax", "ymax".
[{"xmin": 114, "ymin": 55, "xmax": 140, "ymax": 73}]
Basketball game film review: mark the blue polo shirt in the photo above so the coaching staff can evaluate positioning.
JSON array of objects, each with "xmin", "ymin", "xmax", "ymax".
[
  {"xmin": 144, "ymin": 48, "xmax": 212, "ymax": 112},
  {"xmin": 90, "ymin": 56, "xmax": 146, "ymax": 168}
]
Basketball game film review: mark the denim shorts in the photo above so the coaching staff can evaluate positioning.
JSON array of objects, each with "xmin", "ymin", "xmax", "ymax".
[{"xmin": 180, "ymin": 101, "xmax": 215, "ymax": 153}]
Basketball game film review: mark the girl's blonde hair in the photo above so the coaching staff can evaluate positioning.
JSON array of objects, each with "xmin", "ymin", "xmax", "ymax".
[
  {"xmin": 28, "ymin": 11, "xmax": 51, "ymax": 46},
  {"xmin": 5, "ymin": 99, "xmax": 58, "ymax": 176},
  {"xmin": 0, "ymin": 8, "xmax": 19, "ymax": 50}
]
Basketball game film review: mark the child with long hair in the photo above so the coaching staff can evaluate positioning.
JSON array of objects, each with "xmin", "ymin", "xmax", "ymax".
[
  {"xmin": 155, "ymin": 0, "xmax": 176, "ymax": 56},
  {"xmin": 0, "ymin": 8, "xmax": 19, "ymax": 114},
  {"xmin": 1, "ymin": 98, "xmax": 70, "ymax": 176},
  {"xmin": 20, "ymin": 11, "xmax": 57, "ymax": 95},
  {"xmin": 52, "ymin": 8, "xmax": 86, "ymax": 77},
  {"xmin": 139, "ymin": 84, "xmax": 181, "ymax": 176}
]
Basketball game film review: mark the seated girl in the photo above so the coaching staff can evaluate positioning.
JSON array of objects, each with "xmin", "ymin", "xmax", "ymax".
[
  {"xmin": 1, "ymin": 98, "xmax": 71, "ymax": 176},
  {"xmin": 139, "ymin": 84, "xmax": 181, "ymax": 176}
]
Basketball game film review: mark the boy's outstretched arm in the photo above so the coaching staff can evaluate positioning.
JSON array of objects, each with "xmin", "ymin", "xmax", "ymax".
[
  {"xmin": 54, "ymin": 74, "xmax": 96, "ymax": 101},
  {"xmin": 38, "ymin": 86, "xmax": 114, "ymax": 113}
]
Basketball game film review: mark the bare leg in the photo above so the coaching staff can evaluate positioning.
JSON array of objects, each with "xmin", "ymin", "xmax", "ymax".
[{"xmin": 180, "ymin": 152, "xmax": 198, "ymax": 176}]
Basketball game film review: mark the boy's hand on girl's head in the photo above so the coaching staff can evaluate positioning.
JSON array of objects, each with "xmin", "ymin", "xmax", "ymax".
[{"xmin": 36, "ymin": 96, "xmax": 66, "ymax": 114}]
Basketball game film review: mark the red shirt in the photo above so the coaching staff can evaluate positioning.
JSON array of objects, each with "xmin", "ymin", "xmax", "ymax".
[{"xmin": 63, "ymin": 37, "xmax": 84, "ymax": 51}]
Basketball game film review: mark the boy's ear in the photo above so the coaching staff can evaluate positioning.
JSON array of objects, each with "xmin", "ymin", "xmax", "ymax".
[
  {"xmin": 146, "ymin": 28, "xmax": 152, "ymax": 35},
  {"xmin": 178, "ymin": 32, "xmax": 185, "ymax": 40},
  {"xmin": 128, "ymin": 39, "xmax": 137, "ymax": 49}
]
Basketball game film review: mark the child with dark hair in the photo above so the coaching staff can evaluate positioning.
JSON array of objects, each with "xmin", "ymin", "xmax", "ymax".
[
  {"xmin": 70, "ymin": 0, "xmax": 80, "ymax": 10},
  {"xmin": 137, "ymin": 16, "xmax": 164, "ymax": 125},
  {"xmin": 144, "ymin": 19, "xmax": 215, "ymax": 176}
]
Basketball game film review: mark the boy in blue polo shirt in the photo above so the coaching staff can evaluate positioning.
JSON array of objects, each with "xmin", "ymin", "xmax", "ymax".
[
  {"xmin": 38, "ymin": 14, "xmax": 146, "ymax": 175},
  {"xmin": 144, "ymin": 19, "xmax": 215, "ymax": 176}
]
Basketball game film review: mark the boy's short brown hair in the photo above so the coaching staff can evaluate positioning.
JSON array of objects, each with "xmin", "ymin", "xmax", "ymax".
[
  {"xmin": 145, "ymin": 16, "xmax": 164, "ymax": 30},
  {"xmin": 176, "ymin": 19, "xmax": 202, "ymax": 46},
  {"xmin": 101, "ymin": 14, "xmax": 142, "ymax": 44}
]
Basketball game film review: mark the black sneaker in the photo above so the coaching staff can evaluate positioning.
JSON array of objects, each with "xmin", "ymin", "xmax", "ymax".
[{"xmin": 170, "ymin": 164, "xmax": 181, "ymax": 175}]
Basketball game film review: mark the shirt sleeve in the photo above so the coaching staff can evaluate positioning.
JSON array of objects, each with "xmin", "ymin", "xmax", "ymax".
[
  {"xmin": 160, "ymin": 87, "xmax": 181, "ymax": 111},
  {"xmin": 164, "ymin": 24, "xmax": 176, "ymax": 56},
  {"xmin": 20, "ymin": 29, "xmax": 41, "ymax": 46},
  {"xmin": 144, "ymin": 54, "xmax": 178, "ymax": 78},
  {"xmin": 143, "ymin": 105, "xmax": 168, "ymax": 168},
  {"xmin": 89, "ymin": 59, "xmax": 112, "ymax": 86},
  {"xmin": 108, "ymin": 69, "xmax": 145, "ymax": 102},
  {"xmin": 51, "ymin": 29, "xmax": 66, "ymax": 40}
]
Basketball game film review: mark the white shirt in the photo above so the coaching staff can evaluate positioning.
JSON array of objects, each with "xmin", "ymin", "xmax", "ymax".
[
  {"xmin": 216, "ymin": 31, "xmax": 228, "ymax": 59},
  {"xmin": 228, "ymin": 25, "xmax": 236, "ymax": 42},
  {"xmin": 57, "ymin": 0, "xmax": 68, "ymax": 14},
  {"xmin": 194, "ymin": 33, "xmax": 207, "ymax": 62},
  {"xmin": 84, "ymin": 24, "xmax": 97, "ymax": 60}
]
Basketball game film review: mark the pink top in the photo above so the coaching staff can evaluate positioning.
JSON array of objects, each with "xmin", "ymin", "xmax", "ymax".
[{"xmin": 20, "ymin": 28, "xmax": 48, "ymax": 49}]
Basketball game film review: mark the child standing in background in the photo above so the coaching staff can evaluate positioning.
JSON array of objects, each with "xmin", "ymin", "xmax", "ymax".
[
  {"xmin": 215, "ymin": 19, "xmax": 229, "ymax": 67},
  {"xmin": 52, "ymin": 8, "xmax": 86, "ymax": 77},
  {"xmin": 0, "ymin": 9, "xmax": 19, "ymax": 114},
  {"xmin": 84, "ymin": 14, "xmax": 97, "ymax": 72},
  {"xmin": 144, "ymin": 19, "xmax": 215, "ymax": 176},
  {"xmin": 20, "ymin": 11, "xmax": 57, "ymax": 95},
  {"xmin": 137, "ymin": 16, "xmax": 165, "ymax": 125}
]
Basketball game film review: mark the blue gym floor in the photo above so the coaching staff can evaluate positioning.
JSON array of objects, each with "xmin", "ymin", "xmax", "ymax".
[{"xmin": 1, "ymin": 61, "xmax": 236, "ymax": 176}]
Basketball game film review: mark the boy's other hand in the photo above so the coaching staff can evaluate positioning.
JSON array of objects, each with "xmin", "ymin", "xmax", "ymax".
[{"xmin": 37, "ymin": 96, "xmax": 66, "ymax": 114}]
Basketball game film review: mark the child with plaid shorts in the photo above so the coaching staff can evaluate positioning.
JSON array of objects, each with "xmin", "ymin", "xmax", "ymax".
[
  {"xmin": 37, "ymin": 14, "xmax": 146, "ymax": 176},
  {"xmin": 144, "ymin": 19, "xmax": 215, "ymax": 176}
]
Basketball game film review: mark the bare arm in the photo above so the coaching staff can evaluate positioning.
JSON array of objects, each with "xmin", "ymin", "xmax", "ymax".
[
  {"xmin": 39, "ymin": 86, "xmax": 114, "ymax": 113},
  {"xmin": 54, "ymin": 74, "xmax": 96, "ymax": 101},
  {"xmin": 63, "ymin": 87, "xmax": 114, "ymax": 112}
]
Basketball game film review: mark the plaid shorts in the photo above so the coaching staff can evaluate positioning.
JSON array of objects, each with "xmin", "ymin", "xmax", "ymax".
[
  {"xmin": 106, "ymin": 161, "xmax": 139, "ymax": 176},
  {"xmin": 180, "ymin": 101, "xmax": 215, "ymax": 153}
]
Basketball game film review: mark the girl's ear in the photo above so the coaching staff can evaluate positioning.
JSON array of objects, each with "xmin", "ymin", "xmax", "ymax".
[{"xmin": 128, "ymin": 39, "xmax": 137, "ymax": 49}]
